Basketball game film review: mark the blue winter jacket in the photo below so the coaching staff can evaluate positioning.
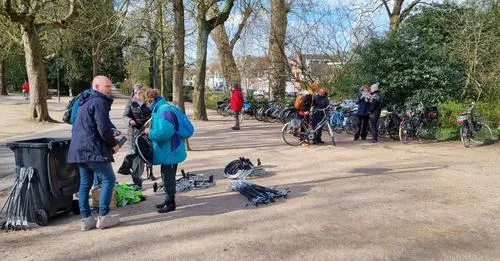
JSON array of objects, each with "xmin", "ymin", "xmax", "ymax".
[
  {"xmin": 68, "ymin": 91, "xmax": 118, "ymax": 163},
  {"xmin": 148, "ymin": 97, "xmax": 187, "ymax": 165},
  {"xmin": 355, "ymin": 92, "xmax": 369, "ymax": 116}
]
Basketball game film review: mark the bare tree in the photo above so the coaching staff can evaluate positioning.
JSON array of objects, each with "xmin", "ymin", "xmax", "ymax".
[
  {"xmin": 268, "ymin": 0, "xmax": 290, "ymax": 100},
  {"xmin": 382, "ymin": 0, "xmax": 421, "ymax": 33},
  {"xmin": 209, "ymin": 0, "xmax": 253, "ymax": 87},
  {"xmin": 172, "ymin": 0, "xmax": 186, "ymax": 112},
  {"xmin": 3, "ymin": 0, "xmax": 77, "ymax": 121},
  {"xmin": 192, "ymin": 0, "xmax": 235, "ymax": 120}
]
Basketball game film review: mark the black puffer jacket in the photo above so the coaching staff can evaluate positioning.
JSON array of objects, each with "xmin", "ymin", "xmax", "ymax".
[{"xmin": 123, "ymin": 98, "xmax": 151, "ymax": 140}]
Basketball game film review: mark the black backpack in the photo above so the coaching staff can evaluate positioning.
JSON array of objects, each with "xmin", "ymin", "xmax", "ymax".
[{"xmin": 62, "ymin": 93, "xmax": 83, "ymax": 124}]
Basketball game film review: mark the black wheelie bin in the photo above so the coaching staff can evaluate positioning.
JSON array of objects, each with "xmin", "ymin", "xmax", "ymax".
[{"xmin": 6, "ymin": 138, "xmax": 79, "ymax": 226}]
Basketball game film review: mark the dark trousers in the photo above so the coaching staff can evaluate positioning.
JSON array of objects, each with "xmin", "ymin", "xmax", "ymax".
[
  {"xmin": 369, "ymin": 112, "xmax": 380, "ymax": 140},
  {"xmin": 312, "ymin": 112, "xmax": 324, "ymax": 142},
  {"xmin": 161, "ymin": 164, "xmax": 178, "ymax": 200},
  {"xmin": 130, "ymin": 155, "xmax": 145, "ymax": 187},
  {"xmin": 354, "ymin": 115, "xmax": 369, "ymax": 140},
  {"xmin": 233, "ymin": 111, "xmax": 240, "ymax": 128}
]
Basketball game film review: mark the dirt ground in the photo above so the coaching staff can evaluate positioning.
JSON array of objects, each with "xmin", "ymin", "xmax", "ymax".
[{"xmin": 0, "ymin": 101, "xmax": 499, "ymax": 261}]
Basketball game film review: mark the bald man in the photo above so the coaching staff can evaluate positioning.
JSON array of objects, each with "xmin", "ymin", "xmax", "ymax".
[{"xmin": 68, "ymin": 75, "xmax": 121, "ymax": 231}]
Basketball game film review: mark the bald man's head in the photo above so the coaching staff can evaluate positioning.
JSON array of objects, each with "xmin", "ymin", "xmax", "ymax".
[{"xmin": 92, "ymin": 75, "xmax": 112, "ymax": 97}]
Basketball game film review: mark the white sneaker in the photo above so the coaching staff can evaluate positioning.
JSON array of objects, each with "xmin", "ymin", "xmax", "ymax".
[
  {"xmin": 96, "ymin": 215, "xmax": 120, "ymax": 229},
  {"xmin": 81, "ymin": 216, "xmax": 97, "ymax": 231}
]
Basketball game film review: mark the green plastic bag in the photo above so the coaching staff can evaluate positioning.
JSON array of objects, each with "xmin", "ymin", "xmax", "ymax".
[{"xmin": 114, "ymin": 184, "xmax": 143, "ymax": 207}]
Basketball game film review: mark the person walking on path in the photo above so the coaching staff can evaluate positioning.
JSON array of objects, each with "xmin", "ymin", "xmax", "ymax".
[
  {"xmin": 368, "ymin": 83, "xmax": 383, "ymax": 143},
  {"xmin": 68, "ymin": 75, "xmax": 121, "ymax": 231},
  {"xmin": 229, "ymin": 83, "xmax": 244, "ymax": 130},
  {"xmin": 354, "ymin": 85, "xmax": 370, "ymax": 141},
  {"xmin": 117, "ymin": 83, "xmax": 152, "ymax": 188},
  {"xmin": 142, "ymin": 88, "xmax": 191, "ymax": 214},
  {"xmin": 312, "ymin": 88, "xmax": 329, "ymax": 144},
  {"xmin": 22, "ymin": 78, "xmax": 29, "ymax": 101}
]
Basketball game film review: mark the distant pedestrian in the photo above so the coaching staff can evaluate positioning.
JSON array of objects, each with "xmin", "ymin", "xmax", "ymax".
[
  {"xmin": 368, "ymin": 83, "xmax": 383, "ymax": 142},
  {"xmin": 354, "ymin": 85, "xmax": 370, "ymax": 141},
  {"xmin": 22, "ymin": 78, "xmax": 29, "ymax": 101},
  {"xmin": 68, "ymin": 75, "xmax": 121, "ymax": 231},
  {"xmin": 312, "ymin": 88, "xmax": 329, "ymax": 144},
  {"xmin": 297, "ymin": 90, "xmax": 313, "ymax": 145},
  {"xmin": 229, "ymin": 83, "xmax": 244, "ymax": 130}
]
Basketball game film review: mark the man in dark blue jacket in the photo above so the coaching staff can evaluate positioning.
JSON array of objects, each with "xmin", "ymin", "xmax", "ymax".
[{"xmin": 68, "ymin": 75, "xmax": 121, "ymax": 231}]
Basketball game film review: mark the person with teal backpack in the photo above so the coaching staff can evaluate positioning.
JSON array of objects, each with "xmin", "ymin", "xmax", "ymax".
[{"xmin": 141, "ymin": 88, "xmax": 194, "ymax": 213}]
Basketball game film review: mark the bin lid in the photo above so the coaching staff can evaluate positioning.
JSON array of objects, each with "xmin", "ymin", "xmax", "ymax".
[{"xmin": 6, "ymin": 138, "xmax": 71, "ymax": 150}]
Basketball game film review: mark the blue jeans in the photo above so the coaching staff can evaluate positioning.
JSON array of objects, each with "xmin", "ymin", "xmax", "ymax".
[{"xmin": 78, "ymin": 162, "xmax": 116, "ymax": 218}]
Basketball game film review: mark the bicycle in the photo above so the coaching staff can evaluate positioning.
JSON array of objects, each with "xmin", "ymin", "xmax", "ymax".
[
  {"xmin": 329, "ymin": 103, "xmax": 357, "ymax": 134},
  {"xmin": 282, "ymin": 105, "xmax": 336, "ymax": 146},
  {"xmin": 456, "ymin": 102, "xmax": 493, "ymax": 148},
  {"xmin": 399, "ymin": 102, "xmax": 440, "ymax": 143},
  {"xmin": 378, "ymin": 106, "xmax": 401, "ymax": 140}
]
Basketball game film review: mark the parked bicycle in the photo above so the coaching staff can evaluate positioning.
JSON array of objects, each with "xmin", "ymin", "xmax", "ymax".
[
  {"xmin": 329, "ymin": 102, "xmax": 357, "ymax": 134},
  {"xmin": 216, "ymin": 99, "xmax": 253, "ymax": 122},
  {"xmin": 456, "ymin": 102, "xmax": 493, "ymax": 148},
  {"xmin": 378, "ymin": 106, "xmax": 401, "ymax": 140},
  {"xmin": 399, "ymin": 102, "xmax": 440, "ymax": 143},
  {"xmin": 282, "ymin": 105, "xmax": 336, "ymax": 146}
]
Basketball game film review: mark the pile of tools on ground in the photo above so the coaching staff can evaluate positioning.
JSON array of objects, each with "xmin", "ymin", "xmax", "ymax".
[
  {"xmin": 223, "ymin": 157, "xmax": 265, "ymax": 179},
  {"xmin": 224, "ymin": 157, "xmax": 290, "ymax": 207},
  {"xmin": 153, "ymin": 170, "xmax": 215, "ymax": 193},
  {"xmin": 0, "ymin": 167, "xmax": 42, "ymax": 231}
]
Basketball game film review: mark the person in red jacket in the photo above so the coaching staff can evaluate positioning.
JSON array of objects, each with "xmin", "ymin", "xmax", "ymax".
[
  {"xmin": 229, "ymin": 83, "xmax": 244, "ymax": 130},
  {"xmin": 22, "ymin": 79, "xmax": 30, "ymax": 101}
]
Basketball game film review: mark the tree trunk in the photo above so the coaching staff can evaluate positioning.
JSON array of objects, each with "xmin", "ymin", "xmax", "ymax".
[
  {"xmin": 0, "ymin": 59, "xmax": 7, "ymax": 96},
  {"xmin": 192, "ymin": 23, "xmax": 210, "ymax": 120},
  {"xmin": 389, "ymin": 13, "xmax": 401, "ymax": 33},
  {"xmin": 269, "ymin": 0, "xmax": 288, "ymax": 101},
  {"xmin": 92, "ymin": 46, "xmax": 100, "ymax": 78},
  {"xmin": 211, "ymin": 24, "xmax": 241, "ymax": 87},
  {"xmin": 172, "ymin": 0, "xmax": 185, "ymax": 113},
  {"xmin": 22, "ymin": 24, "xmax": 53, "ymax": 122}
]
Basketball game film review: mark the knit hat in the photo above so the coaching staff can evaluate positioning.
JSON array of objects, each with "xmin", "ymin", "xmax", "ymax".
[
  {"xmin": 133, "ymin": 83, "xmax": 144, "ymax": 93},
  {"xmin": 370, "ymin": 82, "xmax": 379, "ymax": 92}
]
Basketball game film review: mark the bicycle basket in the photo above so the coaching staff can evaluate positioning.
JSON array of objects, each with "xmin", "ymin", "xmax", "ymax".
[
  {"xmin": 425, "ymin": 106, "xmax": 438, "ymax": 120},
  {"xmin": 456, "ymin": 115, "xmax": 468, "ymax": 125}
]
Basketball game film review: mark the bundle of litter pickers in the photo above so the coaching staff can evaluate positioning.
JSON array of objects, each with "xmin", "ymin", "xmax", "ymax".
[
  {"xmin": 225, "ymin": 157, "xmax": 290, "ymax": 206},
  {"xmin": 0, "ymin": 167, "xmax": 42, "ymax": 231}
]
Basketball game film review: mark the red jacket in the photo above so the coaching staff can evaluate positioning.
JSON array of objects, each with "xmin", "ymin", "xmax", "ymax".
[
  {"xmin": 22, "ymin": 81, "xmax": 30, "ymax": 93},
  {"xmin": 230, "ymin": 88, "xmax": 244, "ymax": 112}
]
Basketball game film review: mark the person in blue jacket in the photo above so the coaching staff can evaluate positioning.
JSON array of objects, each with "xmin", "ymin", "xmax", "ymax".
[
  {"xmin": 142, "ymin": 88, "xmax": 188, "ymax": 214},
  {"xmin": 354, "ymin": 85, "xmax": 370, "ymax": 141},
  {"xmin": 68, "ymin": 75, "xmax": 121, "ymax": 231}
]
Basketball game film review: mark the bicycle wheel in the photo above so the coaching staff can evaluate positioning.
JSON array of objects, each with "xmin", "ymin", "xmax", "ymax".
[
  {"xmin": 378, "ymin": 117, "xmax": 387, "ymax": 137},
  {"xmin": 460, "ymin": 125, "xmax": 471, "ymax": 148},
  {"xmin": 417, "ymin": 121, "xmax": 440, "ymax": 141},
  {"xmin": 471, "ymin": 123, "xmax": 492, "ymax": 144},
  {"xmin": 399, "ymin": 121, "xmax": 411, "ymax": 144},
  {"xmin": 282, "ymin": 121, "xmax": 304, "ymax": 146}
]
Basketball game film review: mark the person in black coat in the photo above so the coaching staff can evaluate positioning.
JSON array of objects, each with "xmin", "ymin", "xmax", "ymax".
[
  {"xmin": 312, "ymin": 88, "xmax": 329, "ymax": 144},
  {"xmin": 354, "ymin": 85, "xmax": 370, "ymax": 141},
  {"xmin": 368, "ymin": 83, "xmax": 383, "ymax": 142},
  {"xmin": 68, "ymin": 75, "xmax": 121, "ymax": 230},
  {"xmin": 117, "ymin": 83, "xmax": 152, "ymax": 188}
]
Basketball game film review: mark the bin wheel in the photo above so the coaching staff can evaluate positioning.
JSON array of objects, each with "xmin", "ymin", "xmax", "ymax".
[
  {"xmin": 35, "ymin": 209, "xmax": 49, "ymax": 226},
  {"xmin": 72, "ymin": 200, "xmax": 80, "ymax": 215}
]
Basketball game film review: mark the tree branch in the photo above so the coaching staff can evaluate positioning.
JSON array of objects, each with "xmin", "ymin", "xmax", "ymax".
[
  {"xmin": 400, "ymin": 0, "xmax": 421, "ymax": 22},
  {"xmin": 229, "ymin": 4, "xmax": 252, "ymax": 49},
  {"xmin": 53, "ymin": 0, "xmax": 78, "ymax": 28},
  {"xmin": 3, "ymin": 0, "xmax": 29, "ymax": 24},
  {"xmin": 381, "ymin": 0, "xmax": 392, "ymax": 17},
  {"xmin": 206, "ymin": 0, "xmax": 235, "ymax": 30}
]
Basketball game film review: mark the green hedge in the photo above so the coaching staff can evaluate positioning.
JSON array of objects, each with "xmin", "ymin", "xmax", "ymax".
[
  {"xmin": 438, "ymin": 101, "xmax": 500, "ymax": 140},
  {"xmin": 205, "ymin": 90, "xmax": 230, "ymax": 110}
]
